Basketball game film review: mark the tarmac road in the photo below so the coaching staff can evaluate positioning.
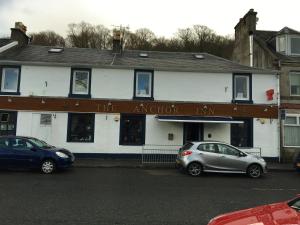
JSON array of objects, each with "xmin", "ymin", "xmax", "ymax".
[{"xmin": 0, "ymin": 168, "xmax": 299, "ymax": 225}]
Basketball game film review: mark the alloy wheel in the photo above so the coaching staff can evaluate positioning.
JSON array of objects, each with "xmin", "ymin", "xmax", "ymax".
[
  {"xmin": 248, "ymin": 164, "xmax": 261, "ymax": 178},
  {"xmin": 188, "ymin": 162, "xmax": 202, "ymax": 176}
]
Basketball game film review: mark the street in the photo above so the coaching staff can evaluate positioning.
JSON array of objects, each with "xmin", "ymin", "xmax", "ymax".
[{"xmin": 0, "ymin": 168, "xmax": 299, "ymax": 225}]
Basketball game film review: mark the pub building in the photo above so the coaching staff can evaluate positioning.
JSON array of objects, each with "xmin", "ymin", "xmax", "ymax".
[{"xmin": 0, "ymin": 23, "xmax": 280, "ymax": 160}]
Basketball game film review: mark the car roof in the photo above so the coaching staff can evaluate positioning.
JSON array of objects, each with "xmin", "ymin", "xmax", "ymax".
[{"xmin": 191, "ymin": 141, "xmax": 229, "ymax": 145}]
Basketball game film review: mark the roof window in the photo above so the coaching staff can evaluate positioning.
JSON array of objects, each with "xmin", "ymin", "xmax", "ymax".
[
  {"xmin": 139, "ymin": 53, "xmax": 148, "ymax": 58},
  {"xmin": 194, "ymin": 54, "xmax": 205, "ymax": 59},
  {"xmin": 48, "ymin": 48, "xmax": 64, "ymax": 53}
]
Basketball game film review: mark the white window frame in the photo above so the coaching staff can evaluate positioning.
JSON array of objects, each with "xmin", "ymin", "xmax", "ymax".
[
  {"xmin": 283, "ymin": 114, "xmax": 300, "ymax": 147},
  {"xmin": 135, "ymin": 71, "xmax": 152, "ymax": 98},
  {"xmin": 234, "ymin": 75, "xmax": 250, "ymax": 101},
  {"xmin": 289, "ymin": 72, "xmax": 300, "ymax": 96},
  {"xmin": 72, "ymin": 70, "xmax": 90, "ymax": 95},
  {"xmin": 276, "ymin": 35, "xmax": 287, "ymax": 54},
  {"xmin": 1, "ymin": 67, "xmax": 20, "ymax": 93}
]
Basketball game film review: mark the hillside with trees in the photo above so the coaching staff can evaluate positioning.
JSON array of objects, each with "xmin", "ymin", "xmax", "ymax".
[{"xmin": 29, "ymin": 22, "xmax": 234, "ymax": 59}]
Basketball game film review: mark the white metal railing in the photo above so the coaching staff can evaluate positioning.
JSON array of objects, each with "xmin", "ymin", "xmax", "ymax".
[
  {"xmin": 239, "ymin": 147, "xmax": 262, "ymax": 157},
  {"xmin": 142, "ymin": 144, "xmax": 181, "ymax": 164}
]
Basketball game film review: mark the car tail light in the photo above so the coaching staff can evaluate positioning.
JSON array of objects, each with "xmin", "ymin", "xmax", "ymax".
[{"xmin": 181, "ymin": 150, "xmax": 192, "ymax": 156}]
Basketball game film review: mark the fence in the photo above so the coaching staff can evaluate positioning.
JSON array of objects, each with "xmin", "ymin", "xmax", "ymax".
[{"xmin": 142, "ymin": 144, "xmax": 181, "ymax": 164}]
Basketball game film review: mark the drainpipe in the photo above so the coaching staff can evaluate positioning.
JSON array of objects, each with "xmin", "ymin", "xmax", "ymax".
[
  {"xmin": 277, "ymin": 72, "xmax": 281, "ymax": 163},
  {"xmin": 249, "ymin": 34, "xmax": 253, "ymax": 67}
]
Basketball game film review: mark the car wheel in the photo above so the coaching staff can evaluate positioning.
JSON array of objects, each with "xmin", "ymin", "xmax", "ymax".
[
  {"xmin": 247, "ymin": 164, "xmax": 262, "ymax": 178},
  {"xmin": 41, "ymin": 160, "xmax": 56, "ymax": 174},
  {"xmin": 187, "ymin": 162, "xmax": 202, "ymax": 176}
]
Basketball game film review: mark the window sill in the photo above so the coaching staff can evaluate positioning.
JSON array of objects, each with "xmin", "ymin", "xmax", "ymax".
[
  {"xmin": 67, "ymin": 140, "xmax": 94, "ymax": 143},
  {"xmin": 133, "ymin": 96, "xmax": 154, "ymax": 101},
  {"xmin": 68, "ymin": 94, "xmax": 91, "ymax": 99},
  {"xmin": 119, "ymin": 143, "xmax": 144, "ymax": 146},
  {"xmin": 232, "ymin": 99, "xmax": 253, "ymax": 104},
  {"xmin": 0, "ymin": 91, "xmax": 20, "ymax": 96}
]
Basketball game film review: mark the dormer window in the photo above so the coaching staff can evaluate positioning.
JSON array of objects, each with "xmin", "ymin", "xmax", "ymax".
[
  {"xmin": 276, "ymin": 34, "xmax": 300, "ymax": 56},
  {"xmin": 291, "ymin": 37, "xmax": 300, "ymax": 55}
]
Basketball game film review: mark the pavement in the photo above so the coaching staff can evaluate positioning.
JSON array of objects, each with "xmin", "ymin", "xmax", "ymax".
[{"xmin": 73, "ymin": 158, "xmax": 296, "ymax": 172}]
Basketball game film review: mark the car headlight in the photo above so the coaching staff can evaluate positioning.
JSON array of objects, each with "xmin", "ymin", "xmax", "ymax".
[{"xmin": 56, "ymin": 152, "xmax": 69, "ymax": 158}]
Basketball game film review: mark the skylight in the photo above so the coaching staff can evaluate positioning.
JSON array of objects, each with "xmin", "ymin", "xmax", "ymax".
[
  {"xmin": 194, "ymin": 54, "xmax": 205, "ymax": 59},
  {"xmin": 139, "ymin": 53, "xmax": 148, "ymax": 58},
  {"xmin": 48, "ymin": 48, "xmax": 64, "ymax": 53}
]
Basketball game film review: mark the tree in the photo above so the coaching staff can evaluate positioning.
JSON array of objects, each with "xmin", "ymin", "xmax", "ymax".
[
  {"xmin": 126, "ymin": 28, "xmax": 155, "ymax": 50},
  {"xmin": 66, "ymin": 22, "xmax": 111, "ymax": 49},
  {"xmin": 30, "ymin": 31, "xmax": 65, "ymax": 46}
]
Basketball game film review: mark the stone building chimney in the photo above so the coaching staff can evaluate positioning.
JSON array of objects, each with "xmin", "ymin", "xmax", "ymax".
[
  {"xmin": 233, "ymin": 9, "xmax": 258, "ymax": 66},
  {"xmin": 10, "ymin": 22, "xmax": 30, "ymax": 47},
  {"xmin": 234, "ymin": 9, "xmax": 257, "ymax": 35},
  {"xmin": 112, "ymin": 29, "xmax": 123, "ymax": 54}
]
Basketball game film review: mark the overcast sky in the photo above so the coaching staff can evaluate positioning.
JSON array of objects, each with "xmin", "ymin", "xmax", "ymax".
[{"xmin": 0, "ymin": 0, "xmax": 299, "ymax": 38}]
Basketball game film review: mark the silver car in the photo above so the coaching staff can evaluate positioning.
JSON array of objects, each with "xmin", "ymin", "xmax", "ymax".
[{"xmin": 176, "ymin": 141, "xmax": 267, "ymax": 178}]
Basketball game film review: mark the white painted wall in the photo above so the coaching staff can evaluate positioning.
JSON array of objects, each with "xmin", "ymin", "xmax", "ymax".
[
  {"xmin": 20, "ymin": 66, "xmax": 70, "ymax": 97},
  {"xmin": 154, "ymin": 71, "xmax": 232, "ymax": 102},
  {"xmin": 203, "ymin": 123, "xmax": 230, "ymax": 143},
  {"xmin": 145, "ymin": 115, "xmax": 183, "ymax": 146},
  {"xmin": 252, "ymin": 74, "xmax": 278, "ymax": 104},
  {"xmin": 16, "ymin": 111, "xmax": 279, "ymax": 157},
  {"xmin": 253, "ymin": 118, "xmax": 279, "ymax": 157},
  {"xmin": 91, "ymin": 68, "xmax": 133, "ymax": 99},
  {"xmin": 18, "ymin": 65, "xmax": 277, "ymax": 104}
]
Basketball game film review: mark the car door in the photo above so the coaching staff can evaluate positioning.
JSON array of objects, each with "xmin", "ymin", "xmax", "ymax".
[
  {"xmin": 196, "ymin": 143, "xmax": 220, "ymax": 170},
  {"xmin": 0, "ymin": 137, "xmax": 13, "ymax": 168},
  {"xmin": 216, "ymin": 144, "xmax": 248, "ymax": 172},
  {"xmin": 10, "ymin": 138, "xmax": 41, "ymax": 169}
]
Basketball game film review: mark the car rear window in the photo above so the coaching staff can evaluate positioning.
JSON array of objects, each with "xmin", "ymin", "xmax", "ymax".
[{"xmin": 181, "ymin": 142, "xmax": 194, "ymax": 150}]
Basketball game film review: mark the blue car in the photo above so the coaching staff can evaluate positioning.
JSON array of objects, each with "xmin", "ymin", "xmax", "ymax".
[{"xmin": 0, "ymin": 136, "xmax": 75, "ymax": 174}]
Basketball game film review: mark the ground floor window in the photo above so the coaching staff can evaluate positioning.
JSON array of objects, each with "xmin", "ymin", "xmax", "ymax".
[
  {"xmin": 231, "ymin": 118, "xmax": 253, "ymax": 147},
  {"xmin": 67, "ymin": 113, "xmax": 95, "ymax": 142},
  {"xmin": 284, "ymin": 114, "xmax": 300, "ymax": 147},
  {"xmin": 119, "ymin": 114, "xmax": 145, "ymax": 145},
  {"xmin": 0, "ymin": 111, "xmax": 17, "ymax": 136}
]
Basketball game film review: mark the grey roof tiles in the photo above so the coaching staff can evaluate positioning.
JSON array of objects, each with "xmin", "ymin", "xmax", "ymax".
[{"xmin": 0, "ymin": 44, "xmax": 277, "ymax": 74}]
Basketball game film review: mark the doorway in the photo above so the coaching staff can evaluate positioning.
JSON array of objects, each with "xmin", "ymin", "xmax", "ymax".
[{"xmin": 183, "ymin": 123, "xmax": 203, "ymax": 144}]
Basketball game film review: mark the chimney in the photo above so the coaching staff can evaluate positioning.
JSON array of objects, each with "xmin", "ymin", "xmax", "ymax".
[
  {"xmin": 112, "ymin": 29, "xmax": 123, "ymax": 54},
  {"xmin": 234, "ymin": 9, "xmax": 257, "ymax": 35},
  {"xmin": 10, "ymin": 22, "xmax": 30, "ymax": 47}
]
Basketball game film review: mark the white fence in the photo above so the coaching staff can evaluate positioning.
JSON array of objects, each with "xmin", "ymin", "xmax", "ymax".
[{"xmin": 142, "ymin": 145, "xmax": 181, "ymax": 164}]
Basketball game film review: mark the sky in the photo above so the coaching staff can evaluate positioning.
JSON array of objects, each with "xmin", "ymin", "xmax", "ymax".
[{"xmin": 0, "ymin": 0, "xmax": 300, "ymax": 38}]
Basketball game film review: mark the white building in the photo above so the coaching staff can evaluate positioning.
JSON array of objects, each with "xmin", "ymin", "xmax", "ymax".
[{"xmin": 0, "ymin": 24, "xmax": 280, "ymax": 160}]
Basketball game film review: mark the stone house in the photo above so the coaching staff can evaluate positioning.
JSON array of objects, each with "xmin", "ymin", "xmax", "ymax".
[{"xmin": 233, "ymin": 9, "xmax": 300, "ymax": 161}]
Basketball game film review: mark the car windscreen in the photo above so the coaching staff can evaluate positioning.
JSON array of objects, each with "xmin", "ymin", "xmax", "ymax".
[
  {"xmin": 181, "ymin": 143, "xmax": 193, "ymax": 151},
  {"xmin": 288, "ymin": 197, "xmax": 300, "ymax": 211},
  {"xmin": 28, "ymin": 138, "xmax": 53, "ymax": 149}
]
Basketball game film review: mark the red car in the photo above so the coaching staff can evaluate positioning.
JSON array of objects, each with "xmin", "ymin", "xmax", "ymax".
[{"xmin": 208, "ymin": 196, "xmax": 300, "ymax": 225}]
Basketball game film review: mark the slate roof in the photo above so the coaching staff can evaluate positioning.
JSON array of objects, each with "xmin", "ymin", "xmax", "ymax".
[
  {"xmin": 0, "ymin": 44, "xmax": 277, "ymax": 74},
  {"xmin": 0, "ymin": 38, "xmax": 13, "ymax": 47},
  {"xmin": 254, "ymin": 28, "xmax": 300, "ymax": 63}
]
